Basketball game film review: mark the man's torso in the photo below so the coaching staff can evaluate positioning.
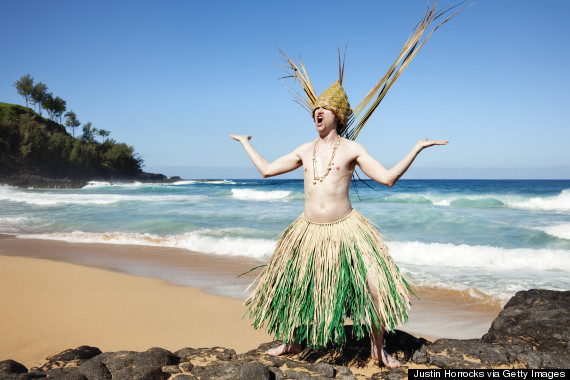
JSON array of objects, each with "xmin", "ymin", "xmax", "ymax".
[{"xmin": 297, "ymin": 137, "xmax": 359, "ymax": 223}]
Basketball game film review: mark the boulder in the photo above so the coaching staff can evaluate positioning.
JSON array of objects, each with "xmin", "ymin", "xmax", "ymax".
[
  {"xmin": 0, "ymin": 360, "xmax": 28, "ymax": 375},
  {"xmin": 483, "ymin": 289, "xmax": 570, "ymax": 357},
  {"xmin": 78, "ymin": 359, "xmax": 112, "ymax": 379},
  {"xmin": 46, "ymin": 346, "xmax": 102, "ymax": 362},
  {"xmin": 238, "ymin": 362, "xmax": 271, "ymax": 380}
]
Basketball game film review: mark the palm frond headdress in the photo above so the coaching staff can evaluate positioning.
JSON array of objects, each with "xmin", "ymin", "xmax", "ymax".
[{"xmin": 275, "ymin": 1, "xmax": 468, "ymax": 140}]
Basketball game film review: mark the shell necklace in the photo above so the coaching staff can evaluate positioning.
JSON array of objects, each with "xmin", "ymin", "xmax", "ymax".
[{"xmin": 312, "ymin": 136, "xmax": 340, "ymax": 185}]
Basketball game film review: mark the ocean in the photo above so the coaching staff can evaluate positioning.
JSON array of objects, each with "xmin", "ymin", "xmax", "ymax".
[{"xmin": 1, "ymin": 179, "xmax": 569, "ymax": 304}]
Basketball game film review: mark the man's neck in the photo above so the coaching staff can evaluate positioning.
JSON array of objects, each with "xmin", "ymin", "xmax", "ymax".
[{"xmin": 317, "ymin": 129, "xmax": 339, "ymax": 144}]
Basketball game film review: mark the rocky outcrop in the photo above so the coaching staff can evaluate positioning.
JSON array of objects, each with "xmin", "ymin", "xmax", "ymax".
[
  {"xmin": 482, "ymin": 289, "xmax": 570, "ymax": 356},
  {"xmin": 1, "ymin": 289, "xmax": 568, "ymax": 379},
  {"xmin": 0, "ymin": 173, "xmax": 182, "ymax": 189},
  {"xmin": 0, "ymin": 174, "xmax": 89, "ymax": 189}
]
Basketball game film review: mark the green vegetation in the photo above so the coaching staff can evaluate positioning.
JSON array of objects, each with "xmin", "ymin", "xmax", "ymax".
[
  {"xmin": 13, "ymin": 74, "xmax": 34, "ymax": 108},
  {"xmin": 0, "ymin": 101, "xmax": 143, "ymax": 178},
  {"xmin": 4, "ymin": 74, "xmax": 145, "ymax": 180}
]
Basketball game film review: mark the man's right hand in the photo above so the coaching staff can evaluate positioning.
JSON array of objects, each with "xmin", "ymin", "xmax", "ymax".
[{"xmin": 229, "ymin": 134, "xmax": 252, "ymax": 144}]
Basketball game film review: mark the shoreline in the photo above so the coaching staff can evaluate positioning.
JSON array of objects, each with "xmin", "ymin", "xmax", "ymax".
[
  {"xmin": 0, "ymin": 235, "xmax": 502, "ymax": 368},
  {"xmin": 0, "ymin": 234, "xmax": 502, "ymax": 338}
]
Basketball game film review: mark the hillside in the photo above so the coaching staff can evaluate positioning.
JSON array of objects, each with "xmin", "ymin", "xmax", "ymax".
[{"xmin": 0, "ymin": 102, "xmax": 172, "ymax": 187}]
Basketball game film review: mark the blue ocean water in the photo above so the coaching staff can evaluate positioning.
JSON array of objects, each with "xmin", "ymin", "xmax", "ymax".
[{"xmin": 1, "ymin": 179, "xmax": 569, "ymax": 302}]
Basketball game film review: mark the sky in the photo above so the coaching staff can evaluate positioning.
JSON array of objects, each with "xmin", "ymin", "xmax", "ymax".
[{"xmin": 1, "ymin": 0, "xmax": 569, "ymax": 179}]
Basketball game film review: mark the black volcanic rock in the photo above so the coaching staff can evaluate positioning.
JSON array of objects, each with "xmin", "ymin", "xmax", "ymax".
[
  {"xmin": 46, "ymin": 346, "xmax": 102, "ymax": 362},
  {"xmin": 112, "ymin": 365, "xmax": 169, "ymax": 380},
  {"xmin": 238, "ymin": 362, "xmax": 271, "ymax": 380},
  {"xmin": 175, "ymin": 347, "xmax": 236, "ymax": 363},
  {"xmin": 0, "ymin": 174, "xmax": 88, "ymax": 189},
  {"xmin": 133, "ymin": 348, "xmax": 179, "ymax": 368},
  {"xmin": 1, "ymin": 289, "xmax": 568, "ymax": 379},
  {"xmin": 83, "ymin": 351, "xmax": 137, "ymax": 373},
  {"xmin": 78, "ymin": 359, "xmax": 112, "ymax": 379},
  {"xmin": 0, "ymin": 360, "xmax": 28, "ymax": 374},
  {"xmin": 483, "ymin": 289, "xmax": 570, "ymax": 355},
  {"xmin": 407, "ymin": 289, "xmax": 570, "ymax": 369}
]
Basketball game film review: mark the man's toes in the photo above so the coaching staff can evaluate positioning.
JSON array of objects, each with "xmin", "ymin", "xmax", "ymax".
[
  {"xmin": 265, "ymin": 343, "xmax": 301, "ymax": 356},
  {"xmin": 265, "ymin": 346, "xmax": 284, "ymax": 356},
  {"xmin": 381, "ymin": 349, "xmax": 401, "ymax": 368}
]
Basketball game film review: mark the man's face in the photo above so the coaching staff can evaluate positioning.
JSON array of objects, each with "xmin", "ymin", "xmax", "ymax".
[{"xmin": 314, "ymin": 107, "xmax": 338, "ymax": 133}]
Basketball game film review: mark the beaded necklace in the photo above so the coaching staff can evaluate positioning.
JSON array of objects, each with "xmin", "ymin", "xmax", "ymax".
[{"xmin": 312, "ymin": 136, "xmax": 340, "ymax": 185}]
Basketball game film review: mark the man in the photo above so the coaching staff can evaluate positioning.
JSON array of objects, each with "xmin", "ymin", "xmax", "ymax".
[{"xmin": 230, "ymin": 84, "xmax": 447, "ymax": 367}]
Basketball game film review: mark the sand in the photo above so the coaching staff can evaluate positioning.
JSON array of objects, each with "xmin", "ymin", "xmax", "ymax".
[
  {"xmin": 0, "ymin": 235, "xmax": 502, "ymax": 370},
  {"xmin": 0, "ymin": 254, "xmax": 271, "ymax": 368}
]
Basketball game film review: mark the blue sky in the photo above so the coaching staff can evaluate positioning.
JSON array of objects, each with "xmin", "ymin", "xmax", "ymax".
[{"xmin": 1, "ymin": 1, "xmax": 569, "ymax": 179}]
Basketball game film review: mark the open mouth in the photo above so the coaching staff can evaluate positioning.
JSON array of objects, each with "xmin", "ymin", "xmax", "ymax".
[{"xmin": 317, "ymin": 116, "xmax": 323, "ymax": 123}]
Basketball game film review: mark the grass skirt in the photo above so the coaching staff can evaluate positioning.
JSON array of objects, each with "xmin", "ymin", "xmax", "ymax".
[{"xmin": 245, "ymin": 209, "xmax": 412, "ymax": 348}]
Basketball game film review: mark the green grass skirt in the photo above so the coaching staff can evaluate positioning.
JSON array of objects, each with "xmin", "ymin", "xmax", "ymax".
[{"xmin": 245, "ymin": 209, "xmax": 412, "ymax": 348}]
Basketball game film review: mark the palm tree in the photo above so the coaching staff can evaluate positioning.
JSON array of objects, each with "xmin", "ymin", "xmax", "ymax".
[
  {"xmin": 65, "ymin": 111, "xmax": 81, "ymax": 137},
  {"xmin": 97, "ymin": 129, "xmax": 110, "ymax": 143}
]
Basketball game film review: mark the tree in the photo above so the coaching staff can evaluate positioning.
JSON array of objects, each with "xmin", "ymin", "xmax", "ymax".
[
  {"xmin": 30, "ymin": 82, "xmax": 48, "ymax": 115},
  {"xmin": 81, "ymin": 121, "xmax": 97, "ymax": 143},
  {"xmin": 65, "ymin": 110, "xmax": 81, "ymax": 137},
  {"xmin": 97, "ymin": 129, "xmax": 110, "ymax": 142},
  {"xmin": 42, "ymin": 93, "xmax": 55, "ymax": 120},
  {"xmin": 52, "ymin": 97, "xmax": 67, "ymax": 124},
  {"xmin": 42, "ymin": 94, "xmax": 67, "ymax": 123},
  {"xmin": 13, "ymin": 74, "xmax": 34, "ymax": 108}
]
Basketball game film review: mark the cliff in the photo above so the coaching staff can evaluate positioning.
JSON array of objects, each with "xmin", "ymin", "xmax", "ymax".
[{"xmin": 0, "ymin": 102, "xmax": 176, "ymax": 188}]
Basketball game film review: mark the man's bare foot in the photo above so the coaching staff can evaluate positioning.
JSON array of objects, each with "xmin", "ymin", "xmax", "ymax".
[
  {"xmin": 380, "ymin": 348, "xmax": 401, "ymax": 368},
  {"xmin": 265, "ymin": 342, "xmax": 302, "ymax": 356},
  {"xmin": 371, "ymin": 346, "xmax": 401, "ymax": 368}
]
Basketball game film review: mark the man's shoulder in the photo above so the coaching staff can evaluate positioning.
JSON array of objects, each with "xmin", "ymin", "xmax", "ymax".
[
  {"xmin": 296, "ymin": 141, "xmax": 314, "ymax": 151},
  {"xmin": 340, "ymin": 138, "xmax": 364, "ymax": 151}
]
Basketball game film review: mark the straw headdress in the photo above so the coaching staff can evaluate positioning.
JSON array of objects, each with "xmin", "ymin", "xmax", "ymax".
[
  {"xmin": 275, "ymin": 1, "xmax": 468, "ymax": 140},
  {"xmin": 312, "ymin": 81, "xmax": 352, "ymax": 130}
]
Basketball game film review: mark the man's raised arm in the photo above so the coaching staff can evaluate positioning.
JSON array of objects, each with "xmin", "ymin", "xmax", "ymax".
[
  {"xmin": 356, "ymin": 138, "xmax": 449, "ymax": 187},
  {"xmin": 229, "ymin": 134, "xmax": 302, "ymax": 178}
]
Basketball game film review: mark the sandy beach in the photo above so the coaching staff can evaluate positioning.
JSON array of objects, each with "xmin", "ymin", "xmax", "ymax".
[
  {"xmin": 0, "ymin": 234, "xmax": 502, "ymax": 370},
  {"xmin": 0, "ymin": 254, "xmax": 273, "ymax": 369}
]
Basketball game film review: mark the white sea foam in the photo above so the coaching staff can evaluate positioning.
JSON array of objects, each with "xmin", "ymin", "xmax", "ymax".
[
  {"xmin": 371, "ymin": 188, "xmax": 570, "ymax": 211},
  {"xmin": 169, "ymin": 180, "xmax": 199, "ymax": 185},
  {"xmin": 508, "ymin": 189, "xmax": 570, "ymax": 211},
  {"xmin": 83, "ymin": 181, "xmax": 114, "ymax": 188},
  {"xmin": 372, "ymin": 193, "xmax": 510, "ymax": 208},
  {"xmin": 231, "ymin": 188, "xmax": 293, "ymax": 201},
  {"xmin": 83, "ymin": 179, "xmax": 237, "ymax": 188},
  {"xmin": 413, "ymin": 194, "xmax": 506, "ymax": 207},
  {"xmin": 16, "ymin": 230, "xmax": 570, "ymax": 301},
  {"xmin": 0, "ymin": 216, "xmax": 33, "ymax": 225},
  {"xmin": 536, "ymin": 223, "xmax": 570, "ymax": 240},
  {"xmin": 19, "ymin": 230, "xmax": 275, "ymax": 259},
  {"xmin": 0, "ymin": 216, "xmax": 36, "ymax": 233},
  {"xmin": 83, "ymin": 181, "xmax": 147, "ymax": 188},
  {"xmin": 391, "ymin": 241, "xmax": 570, "ymax": 272},
  {"xmin": 168, "ymin": 180, "xmax": 237, "ymax": 185},
  {"xmin": 0, "ymin": 187, "xmax": 204, "ymax": 206},
  {"xmin": 200, "ymin": 180, "xmax": 236, "ymax": 185}
]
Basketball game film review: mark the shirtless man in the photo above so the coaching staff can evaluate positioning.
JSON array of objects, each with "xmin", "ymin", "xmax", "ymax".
[{"xmin": 230, "ymin": 106, "xmax": 447, "ymax": 368}]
